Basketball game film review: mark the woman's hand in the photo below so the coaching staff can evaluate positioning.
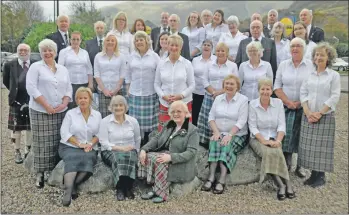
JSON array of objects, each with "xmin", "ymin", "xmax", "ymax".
[
  {"xmin": 44, "ymin": 104, "xmax": 55, "ymax": 114},
  {"xmin": 228, "ymin": 55, "xmax": 235, "ymax": 62},
  {"xmin": 102, "ymin": 88, "xmax": 112, "ymax": 97},
  {"xmin": 212, "ymin": 90, "xmax": 223, "ymax": 99},
  {"xmin": 121, "ymin": 145, "xmax": 135, "ymax": 152},
  {"xmin": 112, "ymin": 87, "xmax": 121, "ymax": 96},
  {"xmin": 162, "ymin": 95, "xmax": 171, "ymax": 103},
  {"xmin": 169, "ymin": 94, "xmax": 183, "ymax": 102},
  {"xmin": 156, "ymin": 153, "xmax": 171, "ymax": 163},
  {"xmin": 78, "ymin": 143, "xmax": 89, "ymax": 149},
  {"xmin": 306, "ymin": 111, "xmax": 320, "ymax": 123},
  {"xmin": 211, "ymin": 131, "xmax": 221, "ymax": 141},
  {"xmin": 139, "ymin": 150, "xmax": 147, "ymax": 166},
  {"xmin": 88, "ymin": 83, "xmax": 94, "ymax": 91},
  {"xmin": 220, "ymin": 135, "xmax": 232, "ymax": 146},
  {"xmin": 54, "ymin": 103, "xmax": 67, "ymax": 113},
  {"xmin": 270, "ymin": 140, "xmax": 281, "ymax": 148},
  {"xmin": 285, "ymin": 100, "xmax": 297, "ymax": 110},
  {"xmin": 84, "ymin": 144, "xmax": 93, "ymax": 152}
]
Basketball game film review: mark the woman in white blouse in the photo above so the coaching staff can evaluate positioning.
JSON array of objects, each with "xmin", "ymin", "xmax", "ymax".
[
  {"xmin": 274, "ymin": 38, "xmax": 314, "ymax": 178},
  {"xmin": 218, "ymin": 15, "xmax": 247, "ymax": 62},
  {"xmin": 205, "ymin": 9, "xmax": 229, "ymax": 53},
  {"xmin": 126, "ymin": 31, "xmax": 160, "ymax": 145},
  {"xmin": 191, "ymin": 39, "xmax": 216, "ymax": 126},
  {"xmin": 26, "ymin": 39, "xmax": 72, "ymax": 189},
  {"xmin": 197, "ymin": 42, "xmax": 239, "ymax": 148},
  {"xmin": 154, "ymin": 34, "xmax": 195, "ymax": 131},
  {"xmin": 239, "ymin": 41, "xmax": 273, "ymax": 101},
  {"xmin": 58, "ymin": 31, "xmax": 93, "ymax": 109},
  {"xmin": 59, "ymin": 87, "xmax": 101, "ymax": 207},
  {"xmin": 270, "ymin": 22, "xmax": 290, "ymax": 67},
  {"xmin": 94, "ymin": 33, "xmax": 127, "ymax": 118},
  {"xmin": 154, "ymin": 32, "xmax": 170, "ymax": 60},
  {"xmin": 201, "ymin": 75, "xmax": 248, "ymax": 194},
  {"xmin": 99, "ymin": 95, "xmax": 141, "ymax": 201},
  {"xmin": 181, "ymin": 11, "xmax": 206, "ymax": 59},
  {"xmin": 299, "ymin": 42, "xmax": 341, "ymax": 188},
  {"xmin": 249, "ymin": 78, "xmax": 295, "ymax": 201}
]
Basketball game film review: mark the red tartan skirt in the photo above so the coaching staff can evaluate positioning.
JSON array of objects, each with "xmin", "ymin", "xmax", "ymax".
[{"xmin": 158, "ymin": 102, "xmax": 192, "ymax": 132}]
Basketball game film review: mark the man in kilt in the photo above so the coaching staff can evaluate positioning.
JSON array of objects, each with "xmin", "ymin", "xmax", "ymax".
[{"xmin": 3, "ymin": 44, "xmax": 36, "ymax": 163}]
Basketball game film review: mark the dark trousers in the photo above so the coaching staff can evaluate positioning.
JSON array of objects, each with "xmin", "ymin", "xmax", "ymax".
[{"xmin": 192, "ymin": 93, "xmax": 204, "ymax": 126}]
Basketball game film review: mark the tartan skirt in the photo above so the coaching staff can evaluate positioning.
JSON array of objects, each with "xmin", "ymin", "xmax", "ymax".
[
  {"xmin": 249, "ymin": 138, "xmax": 290, "ymax": 183},
  {"xmin": 208, "ymin": 135, "xmax": 248, "ymax": 173},
  {"xmin": 282, "ymin": 107, "xmax": 303, "ymax": 153},
  {"xmin": 58, "ymin": 143, "xmax": 97, "ymax": 175},
  {"xmin": 98, "ymin": 90, "xmax": 122, "ymax": 119},
  {"xmin": 30, "ymin": 108, "xmax": 67, "ymax": 173},
  {"xmin": 138, "ymin": 152, "xmax": 171, "ymax": 200},
  {"xmin": 298, "ymin": 113, "xmax": 336, "ymax": 172},
  {"xmin": 69, "ymin": 83, "xmax": 88, "ymax": 109},
  {"xmin": 101, "ymin": 149, "xmax": 138, "ymax": 186},
  {"xmin": 158, "ymin": 101, "xmax": 193, "ymax": 132},
  {"xmin": 197, "ymin": 92, "xmax": 214, "ymax": 144},
  {"xmin": 8, "ymin": 103, "xmax": 31, "ymax": 131},
  {"xmin": 128, "ymin": 93, "xmax": 159, "ymax": 133}
]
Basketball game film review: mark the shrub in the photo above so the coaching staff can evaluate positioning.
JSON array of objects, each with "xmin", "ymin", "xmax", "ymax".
[{"xmin": 336, "ymin": 42, "xmax": 349, "ymax": 58}]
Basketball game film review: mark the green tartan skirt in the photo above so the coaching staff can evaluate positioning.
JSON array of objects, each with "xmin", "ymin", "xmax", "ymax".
[{"xmin": 282, "ymin": 107, "xmax": 303, "ymax": 153}]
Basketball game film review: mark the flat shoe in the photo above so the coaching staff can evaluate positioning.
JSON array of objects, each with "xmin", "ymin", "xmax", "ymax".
[
  {"xmin": 212, "ymin": 183, "xmax": 225, "ymax": 194},
  {"xmin": 115, "ymin": 189, "xmax": 125, "ymax": 201},
  {"xmin": 277, "ymin": 189, "xmax": 286, "ymax": 201},
  {"xmin": 141, "ymin": 191, "xmax": 156, "ymax": 200},
  {"xmin": 286, "ymin": 191, "xmax": 296, "ymax": 199},
  {"xmin": 310, "ymin": 178, "xmax": 326, "ymax": 188},
  {"xmin": 152, "ymin": 196, "xmax": 165, "ymax": 203},
  {"xmin": 201, "ymin": 180, "xmax": 214, "ymax": 192}
]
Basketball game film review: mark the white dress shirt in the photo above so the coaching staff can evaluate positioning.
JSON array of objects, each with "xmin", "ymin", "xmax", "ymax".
[
  {"xmin": 99, "ymin": 114, "xmax": 141, "ymax": 152},
  {"xmin": 307, "ymin": 24, "xmax": 312, "ymax": 39},
  {"xmin": 191, "ymin": 54, "xmax": 217, "ymax": 95},
  {"xmin": 208, "ymin": 93, "xmax": 249, "ymax": 136},
  {"xmin": 154, "ymin": 56, "xmax": 195, "ymax": 107},
  {"xmin": 93, "ymin": 53, "xmax": 127, "ymax": 91},
  {"xmin": 125, "ymin": 49, "xmax": 160, "ymax": 96},
  {"xmin": 300, "ymin": 68, "xmax": 341, "ymax": 114},
  {"xmin": 248, "ymin": 97, "xmax": 286, "ymax": 140},
  {"xmin": 239, "ymin": 60, "xmax": 274, "ymax": 101},
  {"xmin": 218, "ymin": 31, "xmax": 247, "ymax": 60},
  {"xmin": 96, "ymin": 36, "xmax": 104, "ymax": 47},
  {"xmin": 159, "ymin": 50, "xmax": 169, "ymax": 60},
  {"xmin": 26, "ymin": 61, "xmax": 72, "ymax": 113},
  {"xmin": 60, "ymin": 107, "xmax": 102, "ymax": 149},
  {"xmin": 109, "ymin": 29, "xmax": 134, "ymax": 56},
  {"xmin": 58, "ymin": 47, "xmax": 93, "ymax": 84},
  {"xmin": 274, "ymin": 38, "xmax": 290, "ymax": 67},
  {"xmin": 160, "ymin": 26, "xmax": 169, "ymax": 34},
  {"xmin": 18, "ymin": 59, "xmax": 30, "ymax": 68},
  {"xmin": 203, "ymin": 60, "xmax": 239, "ymax": 94},
  {"xmin": 205, "ymin": 23, "xmax": 229, "ymax": 52},
  {"xmin": 59, "ymin": 29, "xmax": 69, "ymax": 45},
  {"xmin": 274, "ymin": 58, "xmax": 314, "ymax": 101},
  {"xmin": 181, "ymin": 26, "xmax": 206, "ymax": 54}
]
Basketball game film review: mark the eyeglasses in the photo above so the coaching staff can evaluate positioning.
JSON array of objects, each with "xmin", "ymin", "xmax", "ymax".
[
  {"xmin": 170, "ymin": 110, "xmax": 183, "ymax": 115},
  {"xmin": 117, "ymin": 18, "xmax": 126, "ymax": 22},
  {"xmin": 71, "ymin": 38, "xmax": 80, "ymax": 41},
  {"xmin": 18, "ymin": 49, "xmax": 29, "ymax": 53},
  {"xmin": 247, "ymin": 49, "xmax": 259, "ymax": 53}
]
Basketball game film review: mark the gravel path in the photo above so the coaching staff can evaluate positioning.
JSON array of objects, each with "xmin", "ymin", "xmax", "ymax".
[{"xmin": 1, "ymin": 89, "xmax": 348, "ymax": 214}]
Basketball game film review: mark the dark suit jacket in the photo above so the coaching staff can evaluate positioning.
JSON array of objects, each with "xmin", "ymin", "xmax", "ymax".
[
  {"xmin": 46, "ymin": 31, "xmax": 68, "ymax": 62},
  {"xmin": 151, "ymin": 26, "xmax": 161, "ymax": 50},
  {"xmin": 178, "ymin": 32, "xmax": 191, "ymax": 61},
  {"xmin": 309, "ymin": 25, "xmax": 325, "ymax": 43},
  {"xmin": 235, "ymin": 37, "xmax": 278, "ymax": 80},
  {"xmin": 3, "ymin": 58, "xmax": 37, "ymax": 105},
  {"xmin": 85, "ymin": 37, "xmax": 101, "ymax": 67}
]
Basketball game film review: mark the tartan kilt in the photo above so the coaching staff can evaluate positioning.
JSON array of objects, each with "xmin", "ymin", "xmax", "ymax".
[
  {"xmin": 282, "ymin": 107, "xmax": 303, "ymax": 153},
  {"xmin": 128, "ymin": 93, "xmax": 159, "ymax": 133},
  {"xmin": 298, "ymin": 113, "xmax": 335, "ymax": 172},
  {"xmin": 8, "ymin": 103, "xmax": 31, "ymax": 131},
  {"xmin": 197, "ymin": 92, "xmax": 214, "ymax": 144},
  {"xmin": 69, "ymin": 83, "xmax": 88, "ymax": 109},
  {"xmin": 137, "ymin": 152, "xmax": 171, "ymax": 200},
  {"xmin": 101, "ymin": 149, "xmax": 138, "ymax": 186},
  {"xmin": 208, "ymin": 135, "xmax": 248, "ymax": 173},
  {"xmin": 98, "ymin": 90, "xmax": 122, "ymax": 119},
  {"xmin": 30, "ymin": 108, "xmax": 66, "ymax": 173},
  {"xmin": 158, "ymin": 101, "xmax": 192, "ymax": 132}
]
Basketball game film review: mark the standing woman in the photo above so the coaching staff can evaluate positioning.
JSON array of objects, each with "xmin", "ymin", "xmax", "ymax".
[
  {"xmin": 94, "ymin": 33, "xmax": 127, "ymax": 118},
  {"xmin": 154, "ymin": 32, "xmax": 170, "ymax": 60},
  {"xmin": 126, "ymin": 31, "xmax": 160, "ymax": 146},
  {"xmin": 197, "ymin": 42, "xmax": 239, "ymax": 148},
  {"xmin": 191, "ymin": 39, "xmax": 216, "ymax": 126},
  {"xmin": 270, "ymin": 22, "xmax": 290, "ymax": 67},
  {"xmin": 58, "ymin": 31, "xmax": 93, "ymax": 109},
  {"xmin": 181, "ymin": 11, "xmax": 206, "ymax": 59},
  {"xmin": 205, "ymin": 9, "xmax": 229, "ymax": 53},
  {"xmin": 154, "ymin": 34, "xmax": 195, "ymax": 131},
  {"xmin": 299, "ymin": 42, "xmax": 341, "ymax": 188},
  {"xmin": 26, "ymin": 39, "xmax": 72, "ymax": 188},
  {"xmin": 130, "ymin": 18, "xmax": 146, "ymax": 34}
]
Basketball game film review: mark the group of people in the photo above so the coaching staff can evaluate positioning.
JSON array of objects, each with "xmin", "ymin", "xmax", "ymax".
[{"xmin": 2, "ymin": 6, "xmax": 340, "ymax": 207}]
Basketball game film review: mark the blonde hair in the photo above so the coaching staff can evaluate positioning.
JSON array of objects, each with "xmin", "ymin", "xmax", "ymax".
[
  {"xmin": 222, "ymin": 74, "xmax": 241, "ymax": 91},
  {"xmin": 215, "ymin": 42, "xmax": 229, "ymax": 55},
  {"xmin": 108, "ymin": 95, "xmax": 129, "ymax": 113},
  {"xmin": 113, "ymin": 11, "xmax": 128, "ymax": 32},
  {"xmin": 168, "ymin": 100, "xmax": 191, "ymax": 119},
  {"xmin": 102, "ymin": 33, "xmax": 120, "ymax": 56},
  {"xmin": 258, "ymin": 78, "xmax": 273, "ymax": 90},
  {"xmin": 186, "ymin": 11, "xmax": 203, "ymax": 28},
  {"xmin": 75, "ymin": 87, "xmax": 93, "ymax": 105},
  {"xmin": 168, "ymin": 34, "xmax": 183, "ymax": 47},
  {"xmin": 133, "ymin": 31, "xmax": 151, "ymax": 51}
]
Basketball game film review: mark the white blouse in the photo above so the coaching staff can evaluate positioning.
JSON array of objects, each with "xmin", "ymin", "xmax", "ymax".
[
  {"xmin": 93, "ymin": 53, "xmax": 127, "ymax": 91},
  {"xmin": 274, "ymin": 38, "xmax": 290, "ymax": 67},
  {"xmin": 58, "ymin": 47, "xmax": 93, "ymax": 84},
  {"xmin": 208, "ymin": 93, "xmax": 249, "ymax": 136},
  {"xmin": 300, "ymin": 68, "xmax": 341, "ymax": 114},
  {"xmin": 181, "ymin": 26, "xmax": 206, "ymax": 54},
  {"xmin": 98, "ymin": 114, "xmax": 141, "ymax": 152},
  {"xmin": 205, "ymin": 23, "xmax": 229, "ymax": 52},
  {"xmin": 274, "ymin": 58, "xmax": 314, "ymax": 102},
  {"xmin": 60, "ymin": 107, "xmax": 102, "ymax": 149},
  {"xmin": 284, "ymin": 40, "xmax": 317, "ymax": 61},
  {"xmin": 125, "ymin": 49, "xmax": 160, "ymax": 96},
  {"xmin": 239, "ymin": 60, "xmax": 274, "ymax": 101},
  {"xmin": 109, "ymin": 29, "xmax": 134, "ymax": 56},
  {"xmin": 26, "ymin": 61, "xmax": 72, "ymax": 113},
  {"xmin": 154, "ymin": 56, "xmax": 195, "ymax": 107},
  {"xmin": 218, "ymin": 31, "xmax": 247, "ymax": 60},
  {"xmin": 248, "ymin": 98, "xmax": 286, "ymax": 140},
  {"xmin": 191, "ymin": 54, "xmax": 216, "ymax": 95}
]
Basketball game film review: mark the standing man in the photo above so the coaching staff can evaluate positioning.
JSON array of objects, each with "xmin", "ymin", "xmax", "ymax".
[
  {"xmin": 168, "ymin": 14, "xmax": 191, "ymax": 60},
  {"xmin": 3, "ymin": 44, "xmax": 37, "ymax": 163},
  {"xmin": 86, "ymin": 21, "xmax": 106, "ymax": 67},
  {"xmin": 151, "ymin": 12, "xmax": 170, "ymax": 50},
  {"xmin": 264, "ymin": 9, "xmax": 279, "ymax": 38},
  {"xmin": 46, "ymin": 15, "xmax": 70, "ymax": 62},
  {"xmin": 243, "ymin": 13, "xmax": 269, "ymax": 37},
  {"xmin": 201, "ymin": 9, "xmax": 213, "ymax": 26},
  {"xmin": 299, "ymin": 8, "xmax": 325, "ymax": 43}
]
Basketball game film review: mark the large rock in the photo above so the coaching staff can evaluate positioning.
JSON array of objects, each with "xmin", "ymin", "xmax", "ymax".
[
  {"xmin": 170, "ymin": 176, "xmax": 202, "ymax": 197},
  {"xmin": 23, "ymin": 151, "xmax": 35, "ymax": 174}
]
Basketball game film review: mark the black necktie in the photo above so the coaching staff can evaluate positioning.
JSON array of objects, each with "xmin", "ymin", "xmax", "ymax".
[
  {"xmin": 99, "ymin": 39, "xmax": 103, "ymax": 51},
  {"xmin": 255, "ymin": 38, "xmax": 259, "ymax": 42},
  {"xmin": 23, "ymin": 61, "xmax": 28, "ymax": 72},
  {"xmin": 64, "ymin": 33, "xmax": 68, "ymax": 46}
]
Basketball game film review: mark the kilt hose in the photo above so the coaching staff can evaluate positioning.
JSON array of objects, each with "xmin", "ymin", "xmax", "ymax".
[
  {"xmin": 138, "ymin": 152, "xmax": 171, "ymax": 200},
  {"xmin": 208, "ymin": 135, "xmax": 248, "ymax": 173},
  {"xmin": 158, "ymin": 101, "xmax": 192, "ymax": 132},
  {"xmin": 298, "ymin": 112, "xmax": 336, "ymax": 172},
  {"xmin": 197, "ymin": 92, "xmax": 214, "ymax": 145},
  {"xmin": 98, "ymin": 90, "xmax": 122, "ymax": 119},
  {"xmin": 68, "ymin": 83, "xmax": 88, "ymax": 109},
  {"xmin": 282, "ymin": 107, "xmax": 303, "ymax": 153},
  {"xmin": 101, "ymin": 149, "xmax": 138, "ymax": 186},
  {"xmin": 128, "ymin": 93, "xmax": 159, "ymax": 133},
  {"xmin": 8, "ymin": 103, "xmax": 31, "ymax": 131},
  {"xmin": 249, "ymin": 138, "xmax": 290, "ymax": 183},
  {"xmin": 30, "ymin": 108, "xmax": 67, "ymax": 173},
  {"xmin": 192, "ymin": 93, "xmax": 204, "ymax": 126}
]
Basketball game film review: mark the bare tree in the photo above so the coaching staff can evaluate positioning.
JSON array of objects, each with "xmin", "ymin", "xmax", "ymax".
[
  {"xmin": 6, "ymin": 1, "xmax": 45, "ymax": 24},
  {"xmin": 68, "ymin": 1, "xmax": 104, "ymax": 25}
]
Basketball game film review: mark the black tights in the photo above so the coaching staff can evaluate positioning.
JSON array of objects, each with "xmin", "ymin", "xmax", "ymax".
[{"xmin": 63, "ymin": 172, "xmax": 91, "ymax": 196}]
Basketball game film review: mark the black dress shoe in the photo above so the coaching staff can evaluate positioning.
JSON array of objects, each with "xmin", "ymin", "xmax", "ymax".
[
  {"xmin": 310, "ymin": 175, "xmax": 326, "ymax": 188},
  {"xmin": 212, "ymin": 183, "xmax": 225, "ymax": 195},
  {"xmin": 304, "ymin": 171, "xmax": 318, "ymax": 185},
  {"xmin": 277, "ymin": 189, "xmax": 286, "ymax": 201},
  {"xmin": 35, "ymin": 174, "xmax": 44, "ymax": 189},
  {"xmin": 116, "ymin": 189, "xmax": 125, "ymax": 201}
]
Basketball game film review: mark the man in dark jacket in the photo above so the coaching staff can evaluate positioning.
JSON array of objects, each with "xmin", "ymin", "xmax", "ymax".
[{"xmin": 299, "ymin": 8, "xmax": 325, "ymax": 43}]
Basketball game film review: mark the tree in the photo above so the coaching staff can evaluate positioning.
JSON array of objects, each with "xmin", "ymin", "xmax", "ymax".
[
  {"xmin": 68, "ymin": 1, "xmax": 104, "ymax": 26},
  {"xmin": 5, "ymin": 1, "xmax": 45, "ymax": 24}
]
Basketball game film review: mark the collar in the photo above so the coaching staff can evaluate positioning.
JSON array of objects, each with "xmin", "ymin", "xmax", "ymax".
[
  {"xmin": 311, "ymin": 67, "xmax": 331, "ymax": 76},
  {"xmin": 134, "ymin": 48, "xmax": 152, "ymax": 58},
  {"xmin": 256, "ymin": 97, "xmax": 276, "ymax": 108},
  {"xmin": 198, "ymin": 54, "xmax": 216, "ymax": 61},
  {"xmin": 59, "ymin": 29, "xmax": 68, "ymax": 37},
  {"xmin": 307, "ymin": 24, "xmax": 312, "ymax": 31},
  {"xmin": 96, "ymin": 36, "xmax": 104, "ymax": 41},
  {"xmin": 75, "ymin": 107, "xmax": 96, "ymax": 116},
  {"xmin": 220, "ymin": 92, "xmax": 239, "ymax": 102},
  {"xmin": 252, "ymin": 35, "xmax": 263, "ymax": 41},
  {"xmin": 109, "ymin": 114, "xmax": 132, "ymax": 124},
  {"xmin": 39, "ymin": 60, "xmax": 58, "ymax": 68},
  {"xmin": 288, "ymin": 58, "xmax": 307, "ymax": 67},
  {"xmin": 213, "ymin": 59, "xmax": 228, "ymax": 66},
  {"xmin": 18, "ymin": 58, "xmax": 30, "ymax": 66},
  {"xmin": 166, "ymin": 117, "xmax": 189, "ymax": 131},
  {"xmin": 170, "ymin": 30, "xmax": 179, "ymax": 35},
  {"xmin": 165, "ymin": 55, "xmax": 185, "ymax": 62},
  {"xmin": 247, "ymin": 60, "xmax": 266, "ymax": 69}
]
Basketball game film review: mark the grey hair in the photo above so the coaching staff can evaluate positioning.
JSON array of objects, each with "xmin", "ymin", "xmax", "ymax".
[
  {"xmin": 56, "ymin": 14, "xmax": 70, "ymax": 23},
  {"xmin": 170, "ymin": 14, "xmax": 181, "ymax": 24},
  {"xmin": 17, "ymin": 43, "xmax": 31, "ymax": 53},
  {"xmin": 201, "ymin": 9, "xmax": 213, "ymax": 17},
  {"xmin": 268, "ymin": 9, "xmax": 279, "ymax": 18},
  {"xmin": 290, "ymin": 37, "xmax": 307, "ymax": 53},
  {"xmin": 134, "ymin": 31, "xmax": 151, "ymax": 51},
  {"xmin": 311, "ymin": 42, "xmax": 337, "ymax": 68},
  {"xmin": 168, "ymin": 100, "xmax": 191, "ymax": 118},
  {"xmin": 246, "ymin": 41, "xmax": 264, "ymax": 58},
  {"xmin": 38, "ymin": 39, "xmax": 57, "ymax": 57},
  {"xmin": 258, "ymin": 78, "xmax": 273, "ymax": 90},
  {"xmin": 226, "ymin": 15, "xmax": 240, "ymax": 26},
  {"xmin": 108, "ymin": 95, "xmax": 129, "ymax": 113},
  {"xmin": 301, "ymin": 8, "xmax": 313, "ymax": 16},
  {"xmin": 94, "ymin": 21, "xmax": 106, "ymax": 29},
  {"xmin": 270, "ymin": 22, "xmax": 285, "ymax": 38}
]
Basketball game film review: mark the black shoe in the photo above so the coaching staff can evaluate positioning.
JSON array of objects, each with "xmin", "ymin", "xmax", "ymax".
[
  {"xmin": 201, "ymin": 180, "xmax": 214, "ymax": 192},
  {"xmin": 286, "ymin": 188, "xmax": 296, "ymax": 199},
  {"xmin": 115, "ymin": 189, "xmax": 125, "ymax": 201},
  {"xmin": 310, "ymin": 174, "xmax": 326, "ymax": 188},
  {"xmin": 71, "ymin": 186, "xmax": 78, "ymax": 200},
  {"xmin": 15, "ymin": 151, "xmax": 23, "ymax": 164},
  {"xmin": 199, "ymin": 142, "xmax": 209, "ymax": 150},
  {"xmin": 277, "ymin": 189, "xmax": 286, "ymax": 201},
  {"xmin": 304, "ymin": 171, "xmax": 318, "ymax": 185},
  {"xmin": 62, "ymin": 191, "xmax": 72, "ymax": 207},
  {"xmin": 125, "ymin": 189, "xmax": 135, "ymax": 199},
  {"xmin": 35, "ymin": 173, "xmax": 44, "ymax": 189},
  {"xmin": 24, "ymin": 146, "xmax": 31, "ymax": 159},
  {"xmin": 212, "ymin": 182, "xmax": 225, "ymax": 195}
]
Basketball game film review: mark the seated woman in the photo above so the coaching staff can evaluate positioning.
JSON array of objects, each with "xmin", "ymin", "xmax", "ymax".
[
  {"xmin": 59, "ymin": 87, "xmax": 102, "ymax": 207},
  {"xmin": 138, "ymin": 100, "xmax": 199, "ymax": 203},
  {"xmin": 201, "ymin": 75, "xmax": 248, "ymax": 194},
  {"xmin": 98, "ymin": 95, "xmax": 141, "ymax": 201},
  {"xmin": 248, "ymin": 78, "xmax": 295, "ymax": 201}
]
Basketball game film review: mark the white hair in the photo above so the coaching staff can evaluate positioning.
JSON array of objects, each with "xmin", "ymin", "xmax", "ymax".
[
  {"xmin": 94, "ymin": 21, "xmax": 106, "ymax": 29},
  {"xmin": 170, "ymin": 14, "xmax": 181, "ymax": 24},
  {"xmin": 290, "ymin": 37, "xmax": 307, "ymax": 53},
  {"xmin": 38, "ymin": 39, "xmax": 57, "ymax": 57},
  {"xmin": 168, "ymin": 100, "xmax": 191, "ymax": 119},
  {"xmin": 201, "ymin": 9, "xmax": 213, "ymax": 17},
  {"xmin": 17, "ymin": 43, "xmax": 31, "ymax": 53},
  {"xmin": 108, "ymin": 95, "xmax": 129, "ymax": 113},
  {"xmin": 268, "ymin": 9, "xmax": 279, "ymax": 18},
  {"xmin": 246, "ymin": 41, "xmax": 264, "ymax": 58},
  {"xmin": 226, "ymin": 15, "xmax": 240, "ymax": 26},
  {"xmin": 56, "ymin": 14, "xmax": 70, "ymax": 23}
]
